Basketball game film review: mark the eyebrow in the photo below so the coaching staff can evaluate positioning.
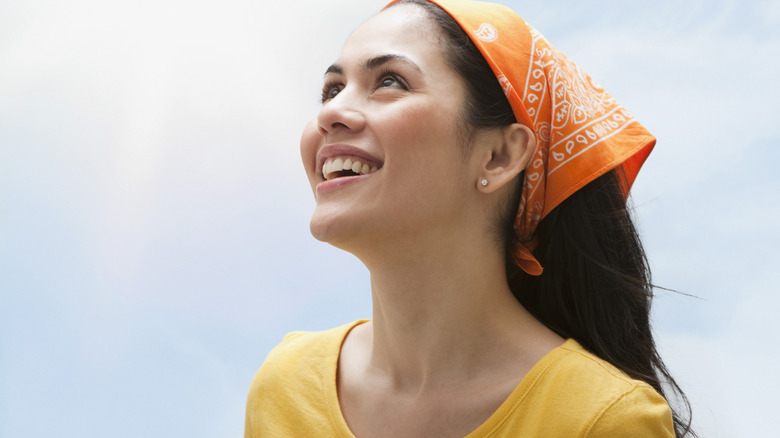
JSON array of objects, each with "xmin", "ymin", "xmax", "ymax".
[{"xmin": 324, "ymin": 54, "xmax": 422, "ymax": 77}]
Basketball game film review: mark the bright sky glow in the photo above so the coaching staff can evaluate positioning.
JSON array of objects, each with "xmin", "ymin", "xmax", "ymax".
[{"xmin": 1, "ymin": 0, "xmax": 778, "ymax": 436}]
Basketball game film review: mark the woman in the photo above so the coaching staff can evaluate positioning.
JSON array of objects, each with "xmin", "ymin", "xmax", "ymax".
[{"xmin": 246, "ymin": 0, "xmax": 695, "ymax": 436}]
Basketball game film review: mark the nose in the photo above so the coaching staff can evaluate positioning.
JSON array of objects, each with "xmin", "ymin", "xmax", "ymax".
[{"xmin": 317, "ymin": 89, "xmax": 367, "ymax": 135}]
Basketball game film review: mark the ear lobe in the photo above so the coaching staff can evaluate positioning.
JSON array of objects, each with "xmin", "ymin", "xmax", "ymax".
[{"xmin": 478, "ymin": 123, "xmax": 536, "ymax": 193}]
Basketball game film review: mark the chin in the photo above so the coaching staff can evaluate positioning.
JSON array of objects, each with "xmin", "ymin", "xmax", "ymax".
[
  {"xmin": 308, "ymin": 207, "xmax": 357, "ymax": 247},
  {"xmin": 309, "ymin": 207, "xmax": 391, "ymax": 263}
]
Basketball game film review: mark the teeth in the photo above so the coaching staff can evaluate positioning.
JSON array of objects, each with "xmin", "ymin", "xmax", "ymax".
[{"xmin": 322, "ymin": 156, "xmax": 381, "ymax": 180}]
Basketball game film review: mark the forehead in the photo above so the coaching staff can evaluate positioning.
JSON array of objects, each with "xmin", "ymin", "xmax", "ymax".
[{"xmin": 336, "ymin": 5, "xmax": 444, "ymax": 67}]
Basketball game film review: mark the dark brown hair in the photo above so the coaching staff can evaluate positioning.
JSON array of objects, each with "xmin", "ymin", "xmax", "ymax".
[{"xmin": 392, "ymin": 0, "xmax": 695, "ymax": 435}]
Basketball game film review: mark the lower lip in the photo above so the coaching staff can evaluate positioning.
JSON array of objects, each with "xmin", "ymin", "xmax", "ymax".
[{"xmin": 315, "ymin": 173, "xmax": 372, "ymax": 194}]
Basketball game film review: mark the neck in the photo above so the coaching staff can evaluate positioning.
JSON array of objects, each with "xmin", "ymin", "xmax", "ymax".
[{"xmin": 354, "ymin": 228, "xmax": 562, "ymax": 393}]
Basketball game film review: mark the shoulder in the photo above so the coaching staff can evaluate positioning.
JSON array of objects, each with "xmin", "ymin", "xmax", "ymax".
[
  {"xmin": 585, "ymin": 382, "xmax": 675, "ymax": 437},
  {"xmin": 248, "ymin": 320, "xmax": 365, "ymax": 393},
  {"xmin": 244, "ymin": 320, "xmax": 366, "ymax": 437},
  {"xmin": 262, "ymin": 325, "xmax": 344, "ymax": 367},
  {"xmin": 516, "ymin": 339, "xmax": 675, "ymax": 437},
  {"xmin": 548, "ymin": 340, "xmax": 654, "ymax": 396}
]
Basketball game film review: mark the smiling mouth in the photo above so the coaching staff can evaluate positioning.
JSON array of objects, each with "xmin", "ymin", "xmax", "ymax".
[{"xmin": 322, "ymin": 157, "xmax": 380, "ymax": 180}]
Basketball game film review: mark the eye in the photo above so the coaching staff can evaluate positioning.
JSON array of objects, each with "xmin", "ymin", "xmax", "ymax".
[
  {"xmin": 379, "ymin": 76, "xmax": 399, "ymax": 87},
  {"xmin": 321, "ymin": 82, "xmax": 343, "ymax": 103},
  {"xmin": 376, "ymin": 71, "xmax": 407, "ymax": 90}
]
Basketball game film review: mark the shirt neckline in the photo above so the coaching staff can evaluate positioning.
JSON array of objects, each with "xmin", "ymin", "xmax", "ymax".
[{"xmin": 324, "ymin": 320, "xmax": 575, "ymax": 438}]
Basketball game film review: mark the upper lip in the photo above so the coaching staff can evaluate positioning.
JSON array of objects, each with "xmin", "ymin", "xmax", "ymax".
[{"xmin": 316, "ymin": 144, "xmax": 384, "ymax": 178}]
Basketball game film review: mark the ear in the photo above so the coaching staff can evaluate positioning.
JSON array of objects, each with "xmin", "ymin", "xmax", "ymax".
[{"xmin": 477, "ymin": 123, "xmax": 536, "ymax": 193}]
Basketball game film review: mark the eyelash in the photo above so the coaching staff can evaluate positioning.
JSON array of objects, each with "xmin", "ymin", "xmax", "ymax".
[
  {"xmin": 320, "ymin": 69, "xmax": 408, "ymax": 103},
  {"xmin": 375, "ymin": 69, "xmax": 407, "ymax": 91},
  {"xmin": 320, "ymin": 80, "xmax": 342, "ymax": 103}
]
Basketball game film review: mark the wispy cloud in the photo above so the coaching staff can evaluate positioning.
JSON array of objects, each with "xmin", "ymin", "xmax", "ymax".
[{"xmin": 1, "ymin": 0, "xmax": 776, "ymax": 436}]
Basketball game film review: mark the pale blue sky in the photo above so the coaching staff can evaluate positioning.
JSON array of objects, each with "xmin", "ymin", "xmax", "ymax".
[{"xmin": 1, "ymin": 0, "xmax": 778, "ymax": 436}]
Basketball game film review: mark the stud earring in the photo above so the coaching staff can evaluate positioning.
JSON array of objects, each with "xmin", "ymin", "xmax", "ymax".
[{"xmin": 481, "ymin": 179, "xmax": 488, "ymax": 186}]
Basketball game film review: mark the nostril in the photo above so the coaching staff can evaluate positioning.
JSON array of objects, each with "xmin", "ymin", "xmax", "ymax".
[
  {"xmin": 320, "ymin": 121, "xmax": 349, "ymax": 134},
  {"xmin": 318, "ymin": 121, "xmax": 350, "ymax": 135},
  {"xmin": 317, "ymin": 104, "xmax": 365, "ymax": 134}
]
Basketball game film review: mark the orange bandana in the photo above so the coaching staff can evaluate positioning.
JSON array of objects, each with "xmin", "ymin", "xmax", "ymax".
[{"xmin": 386, "ymin": 0, "xmax": 655, "ymax": 275}]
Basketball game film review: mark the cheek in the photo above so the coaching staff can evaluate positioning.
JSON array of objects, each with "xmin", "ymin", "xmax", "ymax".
[
  {"xmin": 299, "ymin": 118, "xmax": 320, "ymax": 184},
  {"xmin": 380, "ymin": 107, "xmax": 470, "ymax": 197},
  {"xmin": 386, "ymin": 106, "xmax": 462, "ymax": 162}
]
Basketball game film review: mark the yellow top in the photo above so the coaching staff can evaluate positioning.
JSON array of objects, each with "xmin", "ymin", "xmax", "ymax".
[{"xmin": 245, "ymin": 320, "xmax": 674, "ymax": 437}]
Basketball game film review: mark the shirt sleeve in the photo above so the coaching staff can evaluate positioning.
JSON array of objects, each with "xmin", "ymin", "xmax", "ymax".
[{"xmin": 586, "ymin": 384, "xmax": 675, "ymax": 437}]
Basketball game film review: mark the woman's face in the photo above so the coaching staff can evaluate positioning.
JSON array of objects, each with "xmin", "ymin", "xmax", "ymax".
[{"xmin": 300, "ymin": 5, "xmax": 484, "ymax": 251}]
